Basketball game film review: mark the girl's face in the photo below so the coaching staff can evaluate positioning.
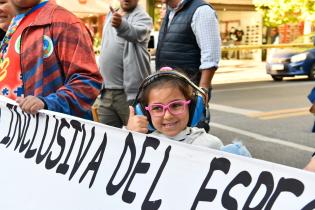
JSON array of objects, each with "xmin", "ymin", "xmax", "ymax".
[{"xmin": 147, "ymin": 84, "xmax": 189, "ymax": 137}]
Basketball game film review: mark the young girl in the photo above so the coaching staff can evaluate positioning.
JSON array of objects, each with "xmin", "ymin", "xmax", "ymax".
[{"xmin": 127, "ymin": 69, "xmax": 251, "ymax": 156}]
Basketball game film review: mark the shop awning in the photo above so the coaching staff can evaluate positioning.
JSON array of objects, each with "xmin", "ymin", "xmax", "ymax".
[{"xmin": 56, "ymin": 0, "xmax": 110, "ymax": 16}]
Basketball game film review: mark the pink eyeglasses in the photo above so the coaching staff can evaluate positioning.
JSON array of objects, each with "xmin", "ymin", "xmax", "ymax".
[{"xmin": 145, "ymin": 99, "xmax": 191, "ymax": 117}]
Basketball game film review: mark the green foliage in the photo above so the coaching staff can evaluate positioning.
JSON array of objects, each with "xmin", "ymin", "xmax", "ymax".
[
  {"xmin": 253, "ymin": 0, "xmax": 315, "ymax": 27},
  {"xmin": 303, "ymin": 0, "xmax": 315, "ymax": 20}
]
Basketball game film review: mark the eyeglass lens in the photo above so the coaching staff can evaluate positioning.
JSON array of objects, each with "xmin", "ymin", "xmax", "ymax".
[{"xmin": 149, "ymin": 100, "xmax": 188, "ymax": 116}]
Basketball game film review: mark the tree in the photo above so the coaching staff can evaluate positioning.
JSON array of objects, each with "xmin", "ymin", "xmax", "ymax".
[{"xmin": 253, "ymin": 0, "xmax": 315, "ymax": 27}]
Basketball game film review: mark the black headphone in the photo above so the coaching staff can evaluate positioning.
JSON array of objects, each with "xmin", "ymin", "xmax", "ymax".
[{"xmin": 133, "ymin": 70, "xmax": 209, "ymax": 131}]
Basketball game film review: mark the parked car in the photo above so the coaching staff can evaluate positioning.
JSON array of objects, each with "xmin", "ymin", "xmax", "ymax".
[{"xmin": 266, "ymin": 33, "xmax": 315, "ymax": 81}]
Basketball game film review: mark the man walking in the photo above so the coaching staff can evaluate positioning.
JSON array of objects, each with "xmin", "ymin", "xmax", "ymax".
[
  {"xmin": 98, "ymin": 0, "xmax": 152, "ymax": 127},
  {"xmin": 156, "ymin": 0, "xmax": 221, "ymax": 99}
]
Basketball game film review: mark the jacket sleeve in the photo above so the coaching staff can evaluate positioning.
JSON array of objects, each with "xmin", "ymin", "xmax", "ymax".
[
  {"xmin": 116, "ymin": 10, "xmax": 153, "ymax": 44},
  {"xmin": 42, "ymin": 21, "xmax": 103, "ymax": 119}
]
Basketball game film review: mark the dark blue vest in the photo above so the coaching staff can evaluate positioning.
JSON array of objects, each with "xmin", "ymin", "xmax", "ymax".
[{"xmin": 156, "ymin": 0, "xmax": 211, "ymax": 79}]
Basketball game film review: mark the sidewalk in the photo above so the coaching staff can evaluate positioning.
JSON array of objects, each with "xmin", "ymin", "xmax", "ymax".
[{"xmin": 213, "ymin": 59, "xmax": 270, "ymax": 85}]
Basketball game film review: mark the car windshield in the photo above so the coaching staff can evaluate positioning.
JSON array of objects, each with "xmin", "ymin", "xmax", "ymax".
[{"xmin": 291, "ymin": 33, "xmax": 315, "ymax": 44}]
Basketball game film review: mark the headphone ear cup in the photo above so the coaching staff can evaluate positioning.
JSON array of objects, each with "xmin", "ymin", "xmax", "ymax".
[
  {"xmin": 135, "ymin": 103, "xmax": 155, "ymax": 131},
  {"xmin": 135, "ymin": 103, "xmax": 145, "ymax": 115},
  {"xmin": 188, "ymin": 95, "xmax": 197, "ymax": 126},
  {"xmin": 189, "ymin": 95, "xmax": 205, "ymax": 127}
]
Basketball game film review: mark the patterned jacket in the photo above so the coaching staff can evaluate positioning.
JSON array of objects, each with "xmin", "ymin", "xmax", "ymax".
[{"xmin": 19, "ymin": 1, "xmax": 102, "ymax": 119}]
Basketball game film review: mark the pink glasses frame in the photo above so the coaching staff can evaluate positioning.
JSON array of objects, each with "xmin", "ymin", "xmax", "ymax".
[{"xmin": 145, "ymin": 99, "xmax": 191, "ymax": 116}]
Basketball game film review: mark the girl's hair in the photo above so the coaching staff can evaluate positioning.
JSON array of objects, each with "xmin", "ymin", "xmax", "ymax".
[{"xmin": 140, "ymin": 70, "xmax": 193, "ymax": 106}]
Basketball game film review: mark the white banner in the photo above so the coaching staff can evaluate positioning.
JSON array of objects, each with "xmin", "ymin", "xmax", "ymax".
[{"xmin": 0, "ymin": 96, "xmax": 315, "ymax": 210}]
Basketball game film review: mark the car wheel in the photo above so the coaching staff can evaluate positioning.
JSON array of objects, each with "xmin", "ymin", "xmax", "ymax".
[
  {"xmin": 308, "ymin": 65, "xmax": 315, "ymax": 80},
  {"xmin": 271, "ymin": 75, "xmax": 283, "ymax": 81}
]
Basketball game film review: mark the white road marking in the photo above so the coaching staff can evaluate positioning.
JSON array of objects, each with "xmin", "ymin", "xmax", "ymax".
[
  {"xmin": 210, "ymin": 104, "xmax": 261, "ymax": 116},
  {"xmin": 213, "ymin": 81, "xmax": 313, "ymax": 93},
  {"xmin": 212, "ymin": 103, "xmax": 310, "ymax": 119},
  {"xmin": 211, "ymin": 122, "xmax": 315, "ymax": 152}
]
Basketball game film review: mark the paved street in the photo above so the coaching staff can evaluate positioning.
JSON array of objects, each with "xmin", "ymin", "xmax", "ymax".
[{"xmin": 211, "ymin": 59, "xmax": 314, "ymax": 169}]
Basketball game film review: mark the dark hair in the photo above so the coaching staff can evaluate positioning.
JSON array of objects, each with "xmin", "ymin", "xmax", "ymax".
[{"xmin": 140, "ymin": 71, "xmax": 193, "ymax": 106}]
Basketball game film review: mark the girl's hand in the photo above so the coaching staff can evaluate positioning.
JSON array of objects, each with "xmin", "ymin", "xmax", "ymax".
[{"xmin": 127, "ymin": 106, "xmax": 149, "ymax": 134}]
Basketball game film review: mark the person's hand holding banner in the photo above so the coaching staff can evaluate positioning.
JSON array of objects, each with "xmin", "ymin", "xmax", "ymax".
[
  {"xmin": 110, "ymin": 6, "xmax": 124, "ymax": 28},
  {"xmin": 127, "ymin": 106, "xmax": 148, "ymax": 133},
  {"xmin": 16, "ymin": 95, "xmax": 45, "ymax": 115}
]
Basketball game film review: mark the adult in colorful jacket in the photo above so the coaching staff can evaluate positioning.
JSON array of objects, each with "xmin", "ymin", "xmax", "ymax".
[{"xmin": 0, "ymin": 0, "xmax": 103, "ymax": 119}]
